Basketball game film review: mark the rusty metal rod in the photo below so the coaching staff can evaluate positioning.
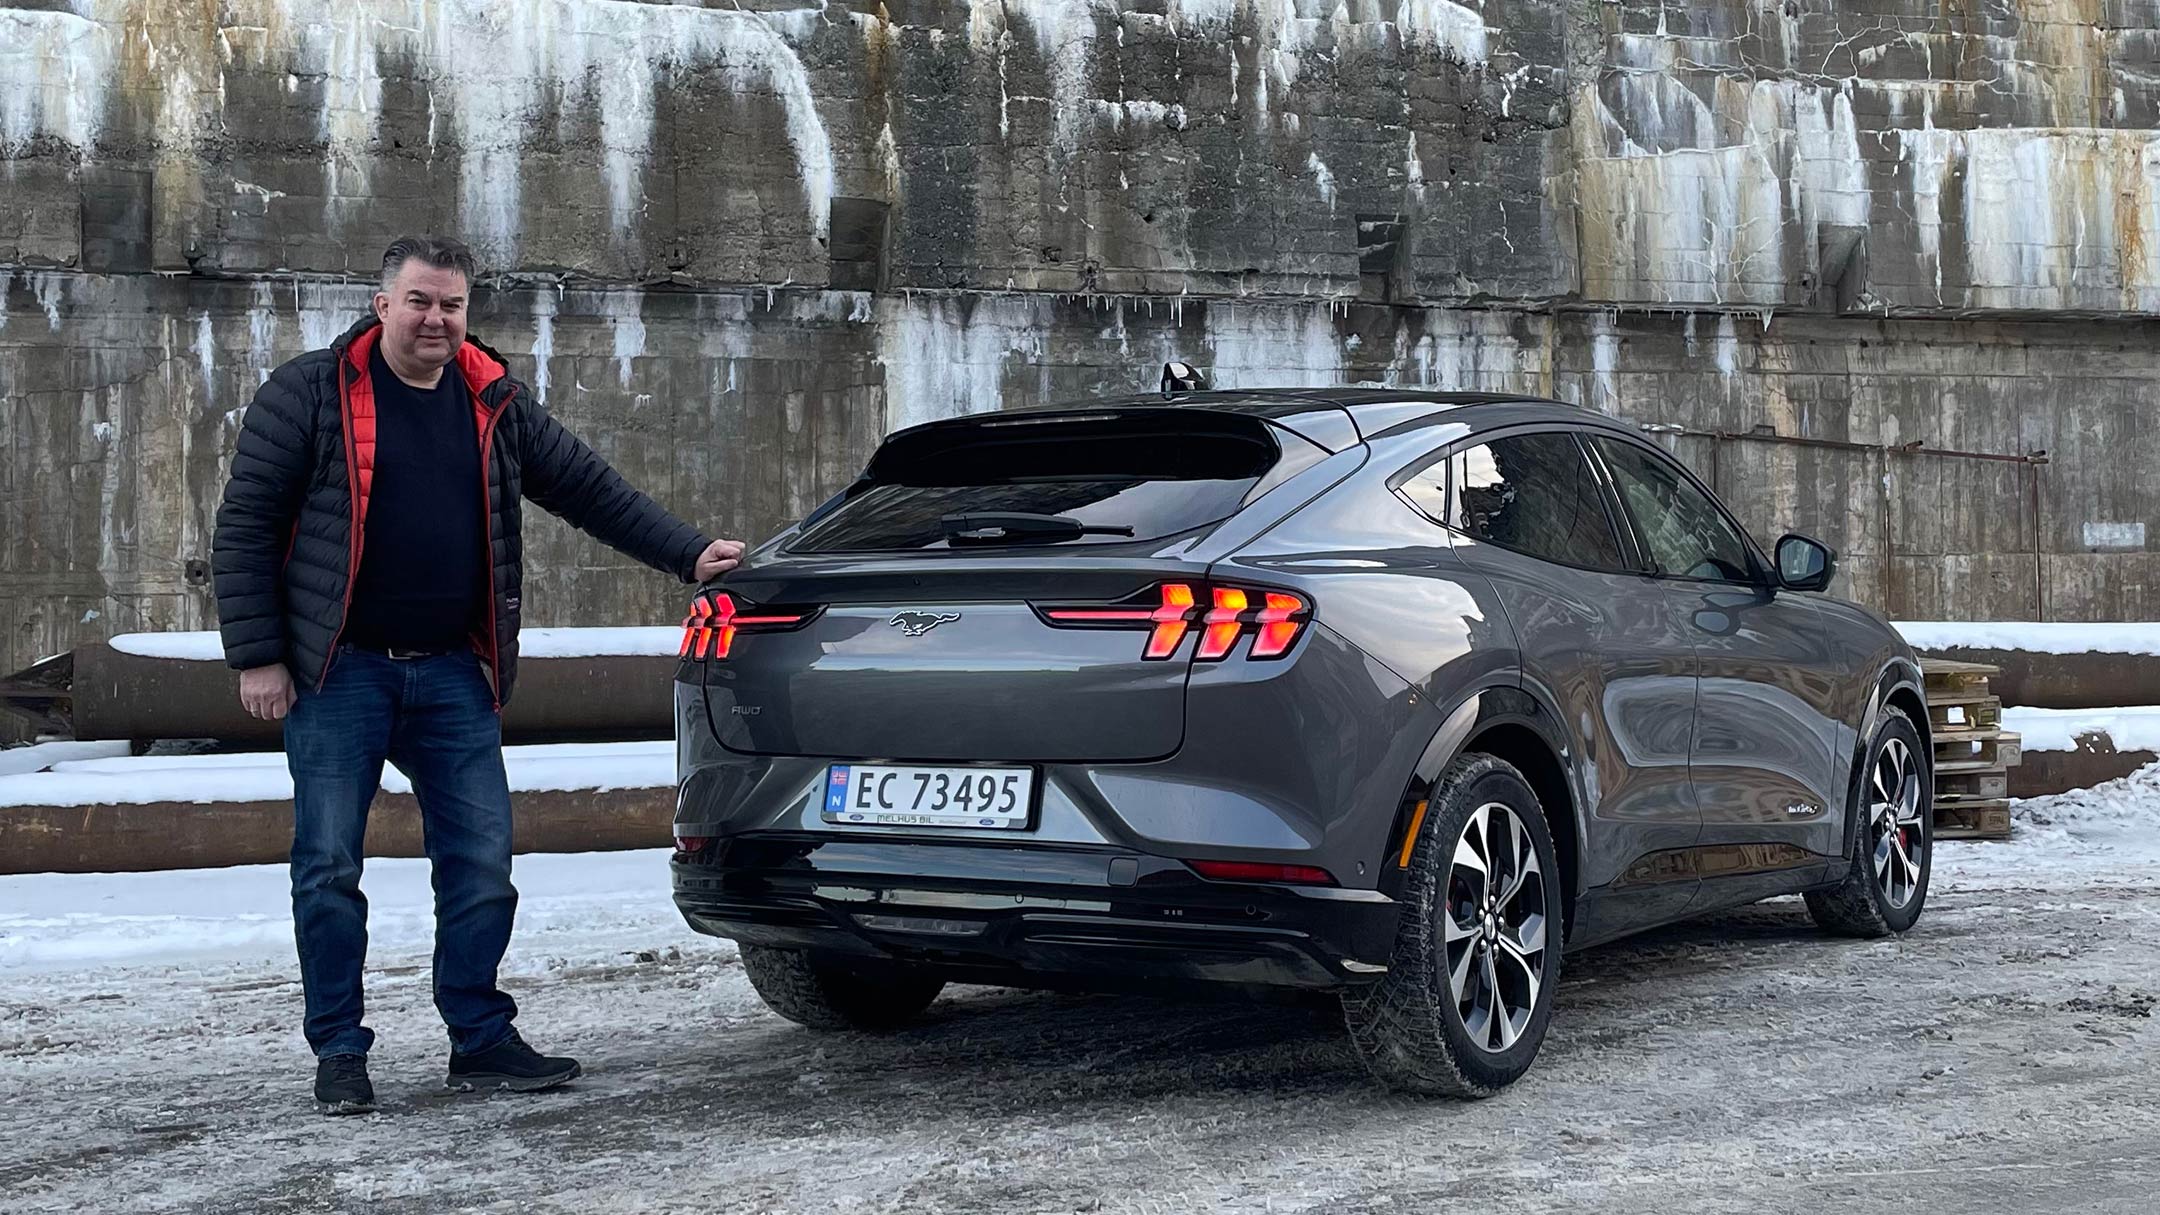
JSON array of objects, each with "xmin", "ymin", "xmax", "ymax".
[{"xmin": 1637, "ymin": 423, "xmax": 2050, "ymax": 466}]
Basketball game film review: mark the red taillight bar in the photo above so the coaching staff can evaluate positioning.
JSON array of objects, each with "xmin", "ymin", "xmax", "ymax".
[
  {"xmin": 1037, "ymin": 581, "xmax": 1309, "ymax": 662},
  {"xmin": 678, "ymin": 592, "xmax": 820, "ymax": 662}
]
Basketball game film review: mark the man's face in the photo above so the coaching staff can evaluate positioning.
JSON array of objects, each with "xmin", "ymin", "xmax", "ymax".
[{"xmin": 374, "ymin": 261, "xmax": 468, "ymax": 371}]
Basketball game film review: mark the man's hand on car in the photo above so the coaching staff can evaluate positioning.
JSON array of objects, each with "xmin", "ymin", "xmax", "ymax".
[{"xmin": 695, "ymin": 538, "xmax": 747, "ymax": 581}]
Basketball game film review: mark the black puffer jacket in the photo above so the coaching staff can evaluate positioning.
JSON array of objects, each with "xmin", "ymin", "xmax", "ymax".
[{"xmin": 212, "ymin": 316, "xmax": 712, "ymax": 707}]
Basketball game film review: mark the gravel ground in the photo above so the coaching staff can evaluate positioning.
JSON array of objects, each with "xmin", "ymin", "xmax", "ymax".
[{"xmin": 3, "ymin": 842, "xmax": 2156, "ymax": 1215}]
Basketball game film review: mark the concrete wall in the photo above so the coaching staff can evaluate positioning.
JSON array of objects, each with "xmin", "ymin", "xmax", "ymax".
[{"xmin": 3, "ymin": 0, "xmax": 2157, "ymax": 682}]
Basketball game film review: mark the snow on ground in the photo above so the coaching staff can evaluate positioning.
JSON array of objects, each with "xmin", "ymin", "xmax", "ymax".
[
  {"xmin": 3, "ymin": 780, "xmax": 2158, "ymax": 1213},
  {"xmin": 2003, "ymin": 705, "xmax": 2160, "ymax": 753},
  {"xmin": 0, "ymin": 740, "xmax": 672, "ymax": 808},
  {"xmin": 0, "ymin": 740, "xmax": 130, "ymax": 778},
  {"xmin": 0, "ymin": 850, "xmax": 691, "ymax": 974}
]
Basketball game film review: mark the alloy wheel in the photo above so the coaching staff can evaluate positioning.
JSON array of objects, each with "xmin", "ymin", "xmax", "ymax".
[
  {"xmin": 1869, "ymin": 736, "xmax": 1925, "ymax": 909},
  {"xmin": 1442, "ymin": 802, "xmax": 1549, "ymax": 1053}
]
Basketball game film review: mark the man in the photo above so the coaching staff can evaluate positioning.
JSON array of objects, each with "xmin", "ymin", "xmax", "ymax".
[{"xmin": 212, "ymin": 236, "xmax": 743, "ymax": 1115}]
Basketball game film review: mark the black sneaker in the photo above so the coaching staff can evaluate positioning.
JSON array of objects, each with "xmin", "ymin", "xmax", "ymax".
[
  {"xmin": 445, "ymin": 1031, "xmax": 581, "ymax": 1093},
  {"xmin": 315, "ymin": 1053, "xmax": 377, "ymax": 1115}
]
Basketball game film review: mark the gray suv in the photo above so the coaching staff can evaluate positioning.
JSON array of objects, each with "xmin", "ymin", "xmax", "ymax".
[{"xmin": 670, "ymin": 388, "xmax": 1932, "ymax": 1095}]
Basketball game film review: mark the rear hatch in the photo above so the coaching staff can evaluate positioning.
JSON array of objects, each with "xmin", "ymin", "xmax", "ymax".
[{"xmin": 689, "ymin": 408, "xmax": 1328, "ymax": 763}]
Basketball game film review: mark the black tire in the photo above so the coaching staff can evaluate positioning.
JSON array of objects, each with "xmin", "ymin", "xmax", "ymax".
[
  {"xmin": 740, "ymin": 946, "xmax": 946, "ymax": 1031},
  {"xmin": 1807, "ymin": 706, "xmax": 1932, "ymax": 937},
  {"xmin": 1343, "ymin": 754, "xmax": 1564, "ymax": 1097}
]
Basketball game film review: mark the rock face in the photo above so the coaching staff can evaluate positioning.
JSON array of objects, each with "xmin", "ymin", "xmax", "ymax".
[{"xmin": 2, "ymin": 0, "xmax": 2156, "ymax": 681}]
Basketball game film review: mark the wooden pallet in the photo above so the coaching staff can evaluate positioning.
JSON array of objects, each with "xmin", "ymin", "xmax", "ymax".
[
  {"xmin": 1935, "ymin": 769, "xmax": 2009, "ymax": 801},
  {"xmin": 1922, "ymin": 658, "xmax": 1999, "ymax": 697},
  {"xmin": 1918, "ymin": 658, "xmax": 2019, "ymax": 840},
  {"xmin": 1935, "ymin": 798, "xmax": 2012, "ymax": 840},
  {"xmin": 1928, "ymin": 694, "xmax": 2002, "ymax": 737},
  {"xmin": 1935, "ymin": 731, "xmax": 2022, "ymax": 773}
]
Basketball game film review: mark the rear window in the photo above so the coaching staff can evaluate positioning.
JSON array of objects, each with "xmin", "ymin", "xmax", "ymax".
[{"xmin": 790, "ymin": 411, "xmax": 1309, "ymax": 553}]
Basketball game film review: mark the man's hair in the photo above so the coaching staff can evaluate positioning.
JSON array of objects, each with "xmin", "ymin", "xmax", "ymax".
[{"xmin": 380, "ymin": 235, "xmax": 477, "ymax": 291}]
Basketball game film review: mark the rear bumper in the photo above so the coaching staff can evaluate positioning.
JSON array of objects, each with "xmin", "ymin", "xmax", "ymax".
[{"xmin": 671, "ymin": 834, "xmax": 1402, "ymax": 990}]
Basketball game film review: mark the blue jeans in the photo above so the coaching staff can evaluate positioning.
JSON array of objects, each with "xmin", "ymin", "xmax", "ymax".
[{"xmin": 284, "ymin": 647, "xmax": 519, "ymax": 1059}]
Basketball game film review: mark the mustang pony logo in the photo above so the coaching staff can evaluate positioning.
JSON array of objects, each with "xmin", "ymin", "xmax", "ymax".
[{"xmin": 889, "ymin": 611, "xmax": 961, "ymax": 637}]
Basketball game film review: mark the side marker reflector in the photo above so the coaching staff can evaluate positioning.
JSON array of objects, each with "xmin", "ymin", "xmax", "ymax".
[{"xmin": 1397, "ymin": 800, "xmax": 1430, "ymax": 869}]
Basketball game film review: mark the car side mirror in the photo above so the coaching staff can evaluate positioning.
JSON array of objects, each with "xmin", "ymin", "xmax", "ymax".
[{"xmin": 1775, "ymin": 533, "xmax": 1836, "ymax": 592}]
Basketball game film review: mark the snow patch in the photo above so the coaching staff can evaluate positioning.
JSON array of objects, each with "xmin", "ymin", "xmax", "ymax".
[
  {"xmin": 110, "ymin": 627, "xmax": 687, "ymax": 662},
  {"xmin": 0, "ymin": 848, "xmax": 681, "ymax": 973},
  {"xmin": 0, "ymin": 740, "xmax": 132, "ymax": 778},
  {"xmin": 108, "ymin": 632, "xmax": 223, "ymax": 660},
  {"xmin": 2002, "ymin": 707, "xmax": 2160, "ymax": 755},
  {"xmin": 0, "ymin": 741, "xmax": 672, "ymax": 809},
  {"xmin": 1894, "ymin": 621, "xmax": 2160, "ymax": 657},
  {"xmin": 2005, "ymin": 761, "xmax": 2160, "ymax": 868},
  {"xmin": 516, "ymin": 626, "xmax": 681, "ymax": 658}
]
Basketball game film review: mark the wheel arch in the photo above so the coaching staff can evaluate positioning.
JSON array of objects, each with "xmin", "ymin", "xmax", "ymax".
[
  {"xmin": 1844, "ymin": 657, "xmax": 1930, "ymax": 856},
  {"xmin": 1387, "ymin": 684, "xmax": 1587, "ymax": 944}
]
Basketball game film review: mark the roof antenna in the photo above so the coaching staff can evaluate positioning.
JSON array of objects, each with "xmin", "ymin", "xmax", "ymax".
[{"xmin": 1161, "ymin": 361, "xmax": 1208, "ymax": 398}]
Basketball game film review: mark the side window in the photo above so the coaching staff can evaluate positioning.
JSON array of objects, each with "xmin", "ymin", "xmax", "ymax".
[
  {"xmin": 1396, "ymin": 456, "xmax": 1450, "ymax": 525},
  {"xmin": 1591, "ymin": 437, "xmax": 1756, "ymax": 583},
  {"xmin": 1445, "ymin": 432, "xmax": 1627, "ymax": 571}
]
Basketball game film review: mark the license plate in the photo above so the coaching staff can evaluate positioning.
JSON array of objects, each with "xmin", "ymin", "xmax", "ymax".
[{"xmin": 823, "ymin": 764, "xmax": 1033, "ymax": 830}]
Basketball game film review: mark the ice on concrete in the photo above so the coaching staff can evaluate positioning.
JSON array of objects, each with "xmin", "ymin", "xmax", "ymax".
[
  {"xmin": 0, "ymin": 740, "xmax": 672, "ymax": 808},
  {"xmin": 1894, "ymin": 621, "xmax": 2160, "ymax": 656},
  {"xmin": 2002, "ymin": 706, "xmax": 2160, "ymax": 754},
  {"xmin": 0, "ymin": 3, "xmax": 115, "ymax": 156}
]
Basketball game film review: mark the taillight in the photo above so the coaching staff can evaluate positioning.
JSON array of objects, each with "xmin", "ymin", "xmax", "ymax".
[
  {"xmin": 1197, "ymin": 587, "xmax": 1247, "ymax": 660},
  {"xmin": 1252, "ymin": 591, "xmax": 1305, "ymax": 658},
  {"xmin": 1037, "ymin": 582, "xmax": 1309, "ymax": 662},
  {"xmin": 1147, "ymin": 582, "xmax": 1196, "ymax": 659},
  {"xmin": 677, "ymin": 592, "xmax": 820, "ymax": 661},
  {"xmin": 1190, "ymin": 859, "xmax": 1336, "ymax": 886},
  {"xmin": 674, "ymin": 835, "xmax": 713, "ymax": 853}
]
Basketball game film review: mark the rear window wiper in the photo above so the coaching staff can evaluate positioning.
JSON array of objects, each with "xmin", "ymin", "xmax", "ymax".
[{"xmin": 940, "ymin": 512, "xmax": 1136, "ymax": 546}]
